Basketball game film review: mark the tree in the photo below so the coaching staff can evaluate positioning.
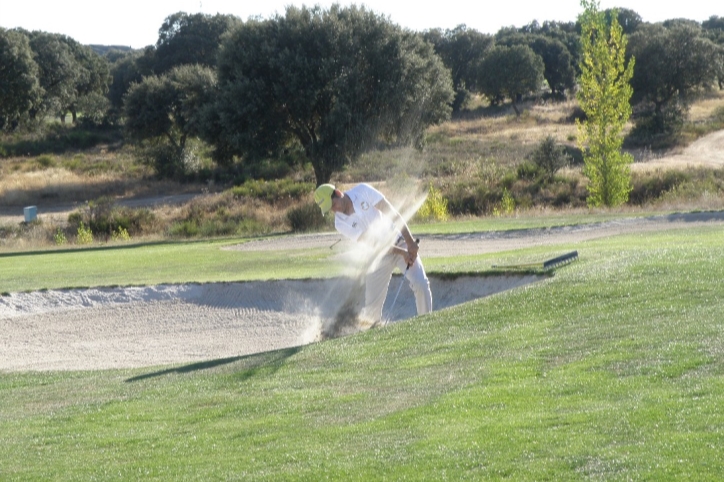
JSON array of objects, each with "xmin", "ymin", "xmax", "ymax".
[
  {"xmin": 701, "ymin": 16, "xmax": 724, "ymax": 89},
  {"xmin": 528, "ymin": 36, "xmax": 576, "ymax": 97},
  {"xmin": 530, "ymin": 136, "xmax": 571, "ymax": 181},
  {"xmin": 22, "ymin": 31, "xmax": 110, "ymax": 124},
  {"xmin": 154, "ymin": 12, "xmax": 241, "ymax": 74},
  {"xmin": 577, "ymin": 0, "xmax": 635, "ymax": 208},
  {"xmin": 604, "ymin": 8, "xmax": 642, "ymax": 35},
  {"xmin": 476, "ymin": 44, "xmax": 544, "ymax": 115},
  {"xmin": 27, "ymin": 31, "xmax": 81, "ymax": 120},
  {"xmin": 0, "ymin": 28, "xmax": 42, "ymax": 130},
  {"xmin": 107, "ymin": 48, "xmax": 155, "ymax": 117},
  {"xmin": 63, "ymin": 39, "xmax": 111, "ymax": 123},
  {"xmin": 497, "ymin": 21, "xmax": 581, "ymax": 81},
  {"xmin": 497, "ymin": 32, "xmax": 576, "ymax": 97},
  {"xmin": 207, "ymin": 5, "xmax": 453, "ymax": 185},
  {"xmin": 423, "ymin": 25, "xmax": 493, "ymax": 111},
  {"xmin": 628, "ymin": 23, "xmax": 719, "ymax": 133},
  {"xmin": 123, "ymin": 65, "xmax": 216, "ymax": 177}
]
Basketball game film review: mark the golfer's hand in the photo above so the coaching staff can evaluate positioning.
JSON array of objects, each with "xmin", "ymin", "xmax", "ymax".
[{"xmin": 406, "ymin": 241, "xmax": 419, "ymax": 265}]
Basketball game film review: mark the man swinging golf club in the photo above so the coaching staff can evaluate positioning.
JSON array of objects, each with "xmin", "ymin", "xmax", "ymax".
[{"xmin": 314, "ymin": 183, "xmax": 432, "ymax": 323}]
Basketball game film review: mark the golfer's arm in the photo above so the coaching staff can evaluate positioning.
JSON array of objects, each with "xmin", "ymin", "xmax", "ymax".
[{"xmin": 375, "ymin": 198, "xmax": 415, "ymax": 245}]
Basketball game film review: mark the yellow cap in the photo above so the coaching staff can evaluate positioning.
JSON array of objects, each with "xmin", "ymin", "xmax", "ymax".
[{"xmin": 314, "ymin": 184, "xmax": 335, "ymax": 214}]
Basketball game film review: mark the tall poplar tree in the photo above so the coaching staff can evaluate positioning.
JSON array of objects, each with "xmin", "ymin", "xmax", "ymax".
[{"xmin": 577, "ymin": 0, "xmax": 635, "ymax": 207}]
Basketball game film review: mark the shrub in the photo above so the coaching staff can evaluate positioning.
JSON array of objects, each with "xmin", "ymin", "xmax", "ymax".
[
  {"xmin": 86, "ymin": 196, "xmax": 115, "ymax": 235},
  {"xmin": 53, "ymin": 228, "xmax": 67, "ymax": 245},
  {"xmin": 517, "ymin": 161, "xmax": 541, "ymax": 181},
  {"xmin": 76, "ymin": 222, "xmax": 93, "ymax": 244},
  {"xmin": 415, "ymin": 183, "xmax": 449, "ymax": 222},
  {"xmin": 35, "ymin": 154, "xmax": 56, "ymax": 168},
  {"xmin": 493, "ymin": 188, "xmax": 516, "ymax": 217},
  {"xmin": 287, "ymin": 203, "xmax": 327, "ymax": 232},
  {"xmin": 111, "ymin": 226, "xmax": 131, "ymax": 242},
  {"xmin": 529, "ymin": 136, "xmax": 571, "ymax": 181},
  {"xmin": 69, "ymin": 199, "xmax": 157, "ymax": 238},
  {"xmin": 168, "ymin": 220, "xmax": 200, "ymax": 238},
  {"xmin": 140, "ymin": 144, "xmax": 185, "ymax": 180},
  {"xmin": 630, "ymin": 171, "xmax": 690, "ymax": 205},
  {"xmin": 443, "ymin": 182, "xmax": 500, "ymax": 216},
  {"xmin": 231, "ymin": 179, "xmax": 315, "ymax": 205}
]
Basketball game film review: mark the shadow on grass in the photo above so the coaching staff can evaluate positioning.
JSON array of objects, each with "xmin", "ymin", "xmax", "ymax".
[
  {"xmin": 664, "ymin": 211, "xmax": 724, "ymax": 223},
  {"xmin": 125, "ymin": 346, "xmax": 302, "ymax": 383}
]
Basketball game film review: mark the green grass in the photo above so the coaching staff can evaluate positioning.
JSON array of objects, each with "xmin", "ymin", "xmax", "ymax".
[
  {"xmin": 1, "ymin": 225, "xmax": 723, "ymax": 479},
  {"xmin": 410, "ymin": 210, "xmax": 662, "ymax": 235},
  {"xmin": 0, "ymin": 238, "xmax": 332, "ymax": 293},
  {"xmin": 0, "ymin": 210, "xmax": 670, "ymax": 293}
]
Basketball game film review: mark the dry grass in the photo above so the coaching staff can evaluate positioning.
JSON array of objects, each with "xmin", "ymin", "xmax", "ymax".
[
  {"xmin": 0, "ymin": 168, "xmax": 130, "ymax": 206},
  {"xmin": 2, "ymin": 92, "xmax": 724, "ymax": 250},
  {"xmin": 688, "ymin": 89, "xmax": 724, "ymax": 122}
]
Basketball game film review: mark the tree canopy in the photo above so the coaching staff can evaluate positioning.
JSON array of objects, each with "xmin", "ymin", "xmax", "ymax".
[
  {"xmin": 206, "ymin": 4, "xmax": 454, "ymax": 185},
  {"xmin": 123, "ymin": 64, "xmax": 217, "ymax": 177},
  {"xmin": 423, "ymin": 25, "xmax": 493, "ymax": 111},
  {"xmin": 16, "ymin": 30, "xmax": 111, "ymax": 124},
  {"xmin": 153, "ymin": 12, "xmax": 241, "ymax": 74},
  {"xmin": 628, "ymin": 23, "xmax": 719, "ymax": 133},
  {"xmin": 495, "ymin": 32, "xmax": 575, "ymax": 97},
  {"xmin": 476, "ymin": 44, "xmax": 544, "ymax": 115},
  {"xmin": 0, "ymin": 28, "xmax": 42, "ymax": 130},
  {"xmin": 577, "ymin": 0, "xmax": 635, "ymax": 207}
]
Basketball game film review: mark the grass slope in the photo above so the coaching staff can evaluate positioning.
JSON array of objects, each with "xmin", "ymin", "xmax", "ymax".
[{"xmin": 1, "ymin": 226, "xmax": 723, "ymax": 480}]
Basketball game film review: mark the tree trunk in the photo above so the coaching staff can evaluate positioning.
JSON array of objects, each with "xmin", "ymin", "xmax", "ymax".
[{"xmin": 312, "ymin": 159, "xmax": 332, "ymax": 186}]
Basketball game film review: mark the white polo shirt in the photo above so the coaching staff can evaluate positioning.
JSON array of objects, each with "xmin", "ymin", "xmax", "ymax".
[{"xmin": 334, "ymin": 183, "xmax": 399, "ymax": 245}]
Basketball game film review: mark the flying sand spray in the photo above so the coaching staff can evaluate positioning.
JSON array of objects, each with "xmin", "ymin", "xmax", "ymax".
[{"xmin": 318, "ymin": 176, "xmax": 429, "ymax": 338}]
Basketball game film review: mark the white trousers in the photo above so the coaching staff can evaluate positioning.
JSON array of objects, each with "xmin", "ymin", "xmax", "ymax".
[{"xmin": 362, "ymin": 250, "xmax": 432, "ymax": 322}]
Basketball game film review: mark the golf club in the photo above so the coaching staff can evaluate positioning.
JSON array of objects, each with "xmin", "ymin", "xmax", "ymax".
[{"xmin": 385, "ymin": 238, "xmax": 420, "ymax": 322}]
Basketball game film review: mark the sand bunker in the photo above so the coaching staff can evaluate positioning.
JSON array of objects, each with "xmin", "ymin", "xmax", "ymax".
[{"xmin": 0, "ymin": 275, "xmax": 542, "ymax": 372}]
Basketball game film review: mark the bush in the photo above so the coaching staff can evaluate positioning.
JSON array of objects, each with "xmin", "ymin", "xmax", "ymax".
[
  {"xmin": 35, "ymin": 154, "xmax": 56, "ymax": 168},
  {"xmin": 168, "ymin": 220, "xmax": 200, "ymax": 238},
  {"xmin": 630, "ymin": 171, "xmax": 690, "ymax": 205},
  {"xmin": 140, "ymin": 144, "xmax": 185, "ymax": 179},
  {"xmin": 529, "ymin": 136, "xmax": 571, "ymax": 180},
  {"xmin": 69, "ymin": 199, "xmax": 157, "ymax": 238},
  {"xmin": 516, "ymin": 161, "xmax": 541, "ymax": 181},
  {"xmin": 111, "ymin": 226, "xmax": 131, "ymax": 242},
  {"xmin": 231, "ymin": 179, "xmax": 315, "ymax": 205},
  {"xmin": 493, "ymin": 188, "xmax": 516, "ymax": 216},
  {"xmin": 287, "ymin": 203, "xmax": 328, "ymax": 232},
  {"xmin": 443, "ymin": 182, "xmax": 500, "ymax": 216},
  {"xmin": 53, "ymin": 228, "xmax": 67, "ymax": 245},
  {"xmin": 415, "ymin": 183, "xmax": 449, "ymax": 222},
  {"xmin": 76, "ymin": 222, "xmax": 93, "ymax": 244},
  {"xmin": 627, "ymin": 102, "xmax": 686, "ymax": 147}
]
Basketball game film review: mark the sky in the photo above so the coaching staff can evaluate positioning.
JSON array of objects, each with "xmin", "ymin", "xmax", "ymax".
[{"xmin": 1, "ymin": 0, "xmax": 720, "ymax": 48}]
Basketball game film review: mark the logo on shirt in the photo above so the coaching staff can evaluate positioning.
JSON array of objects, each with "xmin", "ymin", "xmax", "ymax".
[
  {"xmin": 352, "ymin": 222, "xmax": 357, "ymax": 228},
  {"xmin": 360, "ymin": 201, "xmax": 369, "ymax": 210}
]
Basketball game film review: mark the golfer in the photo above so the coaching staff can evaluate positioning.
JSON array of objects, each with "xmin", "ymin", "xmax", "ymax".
[{"xmin": 314, "ymin": 183, "xmax": 432, "ymax": 322}]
